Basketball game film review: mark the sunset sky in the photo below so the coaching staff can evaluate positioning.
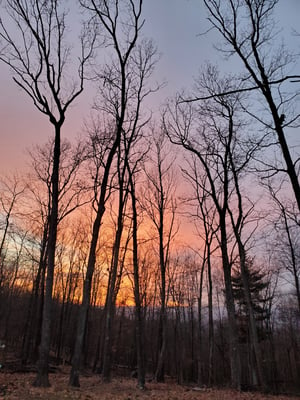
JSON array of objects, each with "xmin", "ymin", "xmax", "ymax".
[{"xmin": 0, "ymin": 0, "xmax": 299, "ymax": 175}]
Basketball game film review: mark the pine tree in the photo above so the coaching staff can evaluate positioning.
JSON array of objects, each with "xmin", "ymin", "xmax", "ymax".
[{"xmin": 231, "ymin": 260, "xmax": 271, "ymax": 343}]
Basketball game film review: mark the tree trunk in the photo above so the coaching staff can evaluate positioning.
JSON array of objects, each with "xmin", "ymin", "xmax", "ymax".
[
  {"xmin": 238, "ymin": 240, "xmax": 266, "ymax": 390},
  {"xmin": 155, "ymin": 309, "xmax": 166, "ymax": 382},
  {"xmin": 129, "ymin": 168, "xmax": 145, "ymax": 389},
  {"xmin": 207, "ymin": 246, "xmax": 214, "ymax": 386},
  {"xmin": 197, "ymin": 252, "xmax": 206, "ymax": 386},
  {"xmin": 34, "ymin": 124, "xmax": 61, "ymax": 387},
  {"xmin": 262, "ymin": 84, "xmax": 300, "ymax": 212},
  {"xmin": 155, "ymin": 206, "xmax": 166, "ymax": 383},
  {"xmin": 102, "ymin": 192, "xmax": 125, "ymax": 382},
  {"xmin": 69, "ymin": 204, "xmax": 104, "ymax": 387},
  {"xmin": 220, "ymin": 222, "xmax": 241, "ymax": 390},
  {"xmin": 22, "ymin": 226, "xmax": 48, "ymax": 364},
  {"xmin": 69, "ymin": 131, "xmax": 120, "ymax": 387},
  {"xmin": 282, "ymin": 208, "xmax": 300, "ymax": 313}
]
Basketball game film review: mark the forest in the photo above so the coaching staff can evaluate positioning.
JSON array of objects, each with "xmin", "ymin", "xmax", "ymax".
[{"xmin": 0, "ymin": 0, "xmax": 299, "ymax": 396}]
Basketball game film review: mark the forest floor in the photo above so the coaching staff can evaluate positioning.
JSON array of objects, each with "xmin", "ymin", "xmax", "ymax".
[{"xmin": 0, "ymin": 369, "xmax": 299, "ymax": 400}]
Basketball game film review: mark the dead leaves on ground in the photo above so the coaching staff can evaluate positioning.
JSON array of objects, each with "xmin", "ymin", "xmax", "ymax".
[{"xmin": 0, "ymin": 371, "xmax": 299, "ymax": 400}]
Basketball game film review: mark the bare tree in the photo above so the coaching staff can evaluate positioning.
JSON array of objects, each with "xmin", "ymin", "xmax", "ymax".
[
  {"xmin": 141, "ymin": 132, "xmax": 179, "ymax": 382},
  {"xmin": 100, "ymin": 34, "xmax": 158, "ymax": 382},
  {"xmin": 69, "ymin": 0, "xmax": 156, "ymax": 387},
  {"xmin": 21, "ymin": 137, "xmax": 88, "ymax": 365},
  {"xmin": 0, "ymin": 176, "xmax": 28, "ymax": 340},
  {"xmin": 182, "ymin": 162, "xmax": 218, "ymax": 386},
  {"xmin": 0, "ymin": 0, "xmax": 93, "ymax": 386},
  {"xmin": 100, "ymin": 147, "xmax": 130, "ymax": 381},
  {"xmin": 69, "ymin": 119, "xmax": 119, "ymax": 387},
  {"xmin": 127, "ymin": 163, "xmax": 146, "ymax": 389},
  {"xmin": 167, "ymin": 59, "xmax": 277, "ymax": 388},
  {"xmin": 164, "ymin": 70, "xmax": 245, "ymax": 388},
  {"xmin": 226, "ymin": 131, "xmax": 267, "ymax": 390},
  {"xmin": 0, "ymin": 175, "xmax": 26, "ymax": 290},
  {"xmin": 2, "ymin": 226, "xmax": 30, "ymax": 339},
  {"xmin": 266, "ymin": 181, "xmax": 300, "ymax": 313},
  {"xmin": 189, "ymin": 0, "xmax": 300, "ymax": 210}
]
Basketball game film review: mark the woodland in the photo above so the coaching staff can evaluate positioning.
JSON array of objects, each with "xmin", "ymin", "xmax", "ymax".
[{"xmin": 0, "ymin": 0, "xmax": 299, "ymax": 397}]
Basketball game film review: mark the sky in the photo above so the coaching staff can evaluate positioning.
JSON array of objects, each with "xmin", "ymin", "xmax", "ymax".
[{"xmin": 0, "ymin": 0, "xmax": 299, "ymax": 175}]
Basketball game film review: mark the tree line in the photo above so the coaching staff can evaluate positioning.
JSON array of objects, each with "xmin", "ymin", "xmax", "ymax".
[{"xmin": 0, "ymin": 0, "xmax": 299, "ymax": 394}]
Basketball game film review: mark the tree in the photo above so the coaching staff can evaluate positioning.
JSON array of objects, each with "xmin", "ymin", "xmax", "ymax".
[
  {"xmin": 92, "ymin": 32, "xmax": 157, "ymax": 383},
  {"xmin": 100, "ymin": 145, "xmax": 130, "ymax": 382},
  {"xmin": 195, "ymin": 0, "xmax": 300, "ymax": 211},
  {"xmin": 69, "ymin": 0, "xmax": 156, "ymax": 387},
  {"xmin": 141, "ymin": 132, "xmax": 178, "ymax": 382},
  {"xmin": 22, "ymin": 138, "xmax": 87, "ymax": 364},
  {"xmin": 126, "ymin": 150, "xmax": 147, "ymax": 389},
  {"xmin": 164, "ymin": 67, "xmax": 256, "ymax": 389},
  {"xmin": 231, "ymin": 260, "xmax": 271, "ymax": 387},
  {"xmin": 225, "ymin": 118, "xmax": 267, "ymax": 390},
  {"xmin": 0, "ymin": 182, "xmax": 30, "ymax": 341},
  {"xmin": 0, "ymin": 0, "xmax": 93, "ymax": 386},
  {"xmin": 232, "ymin": 261, "xmax": 271, "ymax": 339},
  {"xmin": 69, "ymin": 118, "xmax": 119, "ymax": 387},
  {"xmin": 165, "ymin": 54, "xmax": 282, "ymax": 387},
  {"xmin": 266, "ymin": 181, "xmax": 300, "ymax": 313},
  {"xmin": 182, "ymin": 162, "xmax": 218, "ymax": 386},
  {"xmin": 0, "ymin": 174, "xmax": 26, "ymax": 292}
]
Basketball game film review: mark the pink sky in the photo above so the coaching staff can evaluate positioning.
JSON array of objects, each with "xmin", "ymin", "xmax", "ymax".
[{"xmin": 0, "ymin": 0, "xmax": 299, "ymax": 175}]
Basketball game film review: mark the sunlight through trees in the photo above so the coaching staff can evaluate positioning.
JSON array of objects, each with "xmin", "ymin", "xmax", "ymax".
[{"xmin": 0, "ymin": 0, "xmax": 299, "ymax": 395}]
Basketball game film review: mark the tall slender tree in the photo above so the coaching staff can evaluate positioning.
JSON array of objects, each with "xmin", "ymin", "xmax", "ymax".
[
  {"xmin": 127, "ymin": 163, "xmax": 146, "ymax": 389},
  {"xmin": 266, "ymin": 181, "xmax": 300, "ymax": 313},
  {"xmin": 141, "ymin": 133, "xmax": 178, "ymax": 382},
  {"xmin": 0, "ymin": 175, "xmax": 26, "ymax": 290},
  {"xmin": 0, "ymin": 0, "xmax": 93, "ymax": 386},
  {"xmin": 190, "ymin": 0, "xmax": 300, "ymax": 210},
  {"xmin": 69, "ymin": 0, "xmax": 156, "ymax": 387},
  {"xmin": 182, "ymin": 163, "xmax": 218, "ymax": 385}
]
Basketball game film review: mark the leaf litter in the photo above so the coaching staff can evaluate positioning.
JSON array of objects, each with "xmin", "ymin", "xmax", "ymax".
[{"xmin": 0, "ymin": 370, "xmax": 299, "ymax": 400}]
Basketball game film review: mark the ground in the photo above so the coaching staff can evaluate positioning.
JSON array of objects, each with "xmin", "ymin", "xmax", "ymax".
[{"xmin": 0, "ymin": 370, "xmax": 299, "ymax": 400}]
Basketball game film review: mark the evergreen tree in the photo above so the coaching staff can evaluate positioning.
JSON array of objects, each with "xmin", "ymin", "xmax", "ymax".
[{"xmin": 232, "ymin": 260, "xmax": 271, "ymax": 343}]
